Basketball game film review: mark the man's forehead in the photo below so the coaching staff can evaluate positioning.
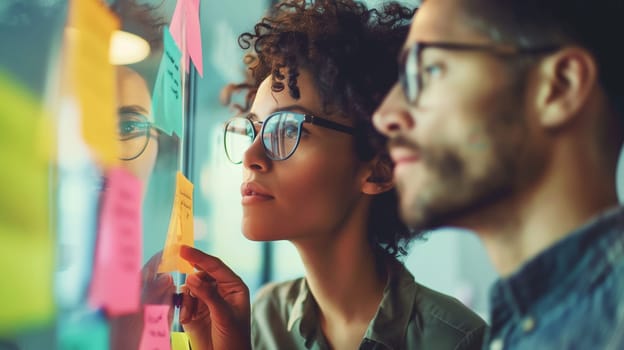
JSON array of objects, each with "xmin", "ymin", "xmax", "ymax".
[{"xmin": 405, "ymin": 0, "xmax": 487, "ymax": 46}]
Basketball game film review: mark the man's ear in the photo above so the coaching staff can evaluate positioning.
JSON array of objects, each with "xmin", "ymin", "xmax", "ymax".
[
  {"xmin": 361, "ymin": 155, "xmax": 394, "ymax": 195},
  {"xmin": 533, "ymin": 46, "xmax": 598, "ymax": 129}
]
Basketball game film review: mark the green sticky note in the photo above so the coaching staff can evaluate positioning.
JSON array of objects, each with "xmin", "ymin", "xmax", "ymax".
[
  {"xmin": 0, "ymin": 70, "xmax": 53, "ymax": 336},
  {"xmin": 59, "ymin": 315, "xmax": 109, "ymax": 350},
  {"xmin": 171, "ymin": 331, "xmax": 191, "ymax": 350},
  {"xmin": 152, "ymin": 26, "xmax": 183, "ymax": 138}
]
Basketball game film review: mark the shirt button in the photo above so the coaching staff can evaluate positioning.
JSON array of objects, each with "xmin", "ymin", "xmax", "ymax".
[
  {"xmin": 490, "ymin": 338, "xmax": 504, "ymax": 350},
  {"xmin": 522, "ymin": 317, "xmax": 535, "ymax": 333}
]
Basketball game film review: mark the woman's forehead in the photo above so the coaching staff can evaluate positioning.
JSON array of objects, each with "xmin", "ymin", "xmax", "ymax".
[{"xmin": 251, "ymin": 71, "xmax": 350, "ymax": 124}]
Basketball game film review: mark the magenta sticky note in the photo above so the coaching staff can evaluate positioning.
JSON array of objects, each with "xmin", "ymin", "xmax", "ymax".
[
  {"xmin": 139, "ymin": 305, "xmax": 172, "ymax": 350},
  {"xmin": 169, "ymin": 0, "xmax": 203, "ymax": 77},
  {"xmin": 169, "ymin": 0, "xmax": 185, "ymax": 53},
  {"xmin": 185, "ymin": 0, "xmax": 203, "ymax": 77},
  {"xmin": 89, "ymin": 167, "xmax": 143, "ymax": 316}
]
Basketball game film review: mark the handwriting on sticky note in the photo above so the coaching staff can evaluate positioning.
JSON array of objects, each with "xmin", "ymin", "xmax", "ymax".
[
  {"xmin": 89, "ymin": 167, "xmax": 143, "ymax": 316},
  {"xmin": 67, "ymin": 0, "xmax": 120, "ymax": 167},
  {"xmin": 152, "ymin": 27, "xmax": 183, "ymax": 137},
  {"xmin": 170, "ymin": 0, "xmax": 203, "ymax": 77},
  {"xmin": 139, "ymin": 305, "xmax": 171, "ymax": 350},
  {"xmin": 158, "ymin": 171, "xmax": 194, "ymax": 274}
]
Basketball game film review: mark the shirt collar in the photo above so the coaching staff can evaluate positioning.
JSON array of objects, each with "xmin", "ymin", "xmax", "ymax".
[
  {"xmin": 287, "ymin": 258, "xmax": 417, "ymax": 349},
  {"xmin": 364, "ymin": 258, "xmax": 417, "ymax": 349},
  {"xmin": 489, "ymin": 205, "xmax": 624, "ymax": 331}
]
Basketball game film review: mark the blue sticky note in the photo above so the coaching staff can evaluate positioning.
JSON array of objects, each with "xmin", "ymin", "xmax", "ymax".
[
  {"xmin": 58, "ymin": 313, "xmax": 109, "ymax": 350},
  {"xmin": 152, "ymin": 26, "xmax": 183, "ymax": 138}
]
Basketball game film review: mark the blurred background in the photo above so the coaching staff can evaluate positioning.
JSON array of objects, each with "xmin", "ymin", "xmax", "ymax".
[{"xmin": 4, "ymin": 0, "xmax": 621, "ymax": 349}]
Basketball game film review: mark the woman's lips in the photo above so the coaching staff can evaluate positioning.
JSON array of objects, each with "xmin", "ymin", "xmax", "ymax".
[{"xmin": 241, "ymin": 182, "xmax": 274, "ymax": 204}]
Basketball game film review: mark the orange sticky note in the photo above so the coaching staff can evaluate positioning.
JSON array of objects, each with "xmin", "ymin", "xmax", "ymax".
[
  {"xmin": 158, "ymin": 171, "xmax": 194, "ymax": 273},
  {"xmin": 139, "ymin": 305, "xmax": 172, "ymax": 350},
  {"xmin": 66, "ymin": 0, "xmax": 120, "ymax": 167},
  {"xmin": 170, "ymin": 0, "xmax": 203, "ymax": 76},
  {"xmin": 89, "ymin": 167, "xmax": 143, "ymax": 316}
]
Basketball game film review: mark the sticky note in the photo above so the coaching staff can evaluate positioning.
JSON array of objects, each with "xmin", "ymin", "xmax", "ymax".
[
  {"xmin": 139, "ymin": 305, "xmax": 172, "ymax": 350},
  {"xmin": 66, "ymin": 0, "xmax": 120, "ymax": 167},
  {"xmin": 58, "ymin": 313, "xmax": 109, "ymax": 350},
  {"xmin": 158, "ymin": 171, "xmax": 194, "ymax": 273},
  {"xmin": 170, "ymin": 0, "xmax": 204, "ymax": 77},
  {"xmin": 152, "ymin": 27, "xmax": 183, "ymax": 137},
  {"xmin": 89, "ymin": 167, "xmax": 143, "ymax": 316},
  {"xmin": 0, "ymin": 70, "xmax": 53, "ymax": 335},
  {"xmin": 171, "ymin": 331, "xmax": 191, "ymax": 350}
]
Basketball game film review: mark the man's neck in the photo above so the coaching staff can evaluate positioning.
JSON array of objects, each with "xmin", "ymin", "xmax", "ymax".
[{"xmin": 473, "ymin": 160, "xmax": 619, "ymax": 277}]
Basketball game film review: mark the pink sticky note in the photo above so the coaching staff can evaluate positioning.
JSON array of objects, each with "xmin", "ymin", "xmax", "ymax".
[
  {"xmin": 169, "ymin": 0, "xmax": 203, "ymax": 77},
  {"xmin": 139, "ymin": 305, "xmax": 172, "ymax": 350},
  {"xmin": 89, "ymin": 167, "xmax": 143, "ymax": 316}
]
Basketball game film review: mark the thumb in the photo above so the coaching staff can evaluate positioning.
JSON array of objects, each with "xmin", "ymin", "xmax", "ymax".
[{"xmin": 185, "ymin": 274, "xmax": 237, "ymax": 328}]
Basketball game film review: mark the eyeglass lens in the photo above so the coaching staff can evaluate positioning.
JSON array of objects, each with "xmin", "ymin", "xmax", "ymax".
[
  {"xmin": 224, "ymin": 112, "xmax": 304, "ymax": 164},
  {"xmin": 401, "ymin": 44, "xmax": 420, "ymax": 104},
  {"xmin": 224, "ymin": 117, "xmax": 255, "ymax": 164},
  {"xmin": 261, "ymin": 112, "xmax": 301, "ymax": 160},
  {"xmin": 118, "ymin": 111, "xmax": 153, "ymax": 161}
]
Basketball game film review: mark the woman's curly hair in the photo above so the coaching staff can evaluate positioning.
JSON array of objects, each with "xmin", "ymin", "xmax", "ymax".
[{"xmin": 226, "ymin": 0, "xmax": 419, "ymax": 258}]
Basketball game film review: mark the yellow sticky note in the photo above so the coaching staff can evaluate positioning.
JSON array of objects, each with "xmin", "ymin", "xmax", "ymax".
[
  {"xmin": 66, "ymin": 0, "xmax": 119, "ymax": 168},
  {"xmin": 158, "ymin": 171, "xmax": 194, "ymax": 273},
  {"xmin": 171, "ymin": 331, "xmax": 191, "ymax": 350},
  {"xmin": 0, "ymin": 71, "xmax": 53, "ymax": 335}
]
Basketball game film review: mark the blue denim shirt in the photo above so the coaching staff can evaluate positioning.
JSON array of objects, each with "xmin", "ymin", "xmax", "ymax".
[{"xmin": 484, "ymin": 206, "xmax": 624, "ymax": 350}]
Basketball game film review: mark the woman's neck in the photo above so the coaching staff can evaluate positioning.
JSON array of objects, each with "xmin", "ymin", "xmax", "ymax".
[{"xmin": 292, "ymin": 230, "xmax": 388, "ymax": 349}]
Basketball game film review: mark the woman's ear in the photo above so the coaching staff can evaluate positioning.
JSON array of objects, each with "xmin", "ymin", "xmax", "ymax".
[{"xmin": 361, "ymin": 155, "xmax": 394, "ymax": 195}]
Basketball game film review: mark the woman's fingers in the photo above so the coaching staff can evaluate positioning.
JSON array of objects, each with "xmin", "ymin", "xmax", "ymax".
[
  {"xmin": 180, "ymin": 246, "xmax": 245, "ymax": 285},
  {"xmin": 185, "ymin": 273, "xmax": 240, "ymax": 325},
  {"xmin": 179, "ymin": 285, "xmax": 198, "ymax": 324}
]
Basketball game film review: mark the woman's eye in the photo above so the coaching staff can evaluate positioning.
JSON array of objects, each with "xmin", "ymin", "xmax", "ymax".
[
  {"xmin": 283, "ymin": 124, "xmax": 299, "ymax": 139},
  {"xmin": 119, "ymin": 121, "xmax": 148, "ymax": 137},
  {"xmin": 119, "ymin": 121, "xmax": 137, "ymax": 134}
]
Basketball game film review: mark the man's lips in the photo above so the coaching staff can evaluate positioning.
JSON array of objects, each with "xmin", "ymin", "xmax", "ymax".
[{"xmin": 390, "ymin": 148, "xmax": 421, "ymax": 166}]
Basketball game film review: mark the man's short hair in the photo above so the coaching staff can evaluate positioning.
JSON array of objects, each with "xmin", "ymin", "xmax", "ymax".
[{"xmin": 457, "ymin": 0, "xmax": 624, "ymax": 121}]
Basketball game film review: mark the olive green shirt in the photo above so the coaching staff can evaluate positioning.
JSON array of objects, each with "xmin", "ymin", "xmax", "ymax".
[{"xmin": 251, "ymin": 260, "xmax": 487, "ymax": 349}]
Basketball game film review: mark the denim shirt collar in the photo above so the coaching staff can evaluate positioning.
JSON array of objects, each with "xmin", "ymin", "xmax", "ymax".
[
  {"xmin": 286, "ymin": 258, "xmax": 416, "ymax": 349},
  {"xmin": 488, "ymin": 206, "xmax": 624, "ymax": 335}
]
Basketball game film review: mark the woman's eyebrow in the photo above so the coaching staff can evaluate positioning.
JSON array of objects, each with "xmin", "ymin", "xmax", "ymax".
[
  {"xmin": 272, "ymin": 105, "xmax": 318, "ymax": 116},
  {"xmin": 118, "ymin": 105, "xmax": 149, "ymax": 115}
]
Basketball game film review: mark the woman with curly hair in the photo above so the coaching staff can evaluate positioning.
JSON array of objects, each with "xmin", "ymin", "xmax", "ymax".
[{"xmin": 179, "ymin": 1, "xmax": 486, "ymax": 349}]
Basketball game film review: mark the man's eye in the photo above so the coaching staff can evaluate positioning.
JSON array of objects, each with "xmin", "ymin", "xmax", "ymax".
[{"xmin": 421, "ymin": 63, "xmax": 443, "ymax": 86}]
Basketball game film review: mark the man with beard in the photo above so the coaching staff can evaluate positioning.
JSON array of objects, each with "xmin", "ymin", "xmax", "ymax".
[{"xmin": 373, "ymin": 0, "xmax": 624, "ymax": 349}]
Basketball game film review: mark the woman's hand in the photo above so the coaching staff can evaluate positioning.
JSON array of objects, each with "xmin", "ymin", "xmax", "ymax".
[{"xmin": 179, "ymin": 245, "xmax": 251, "ymax": 350}]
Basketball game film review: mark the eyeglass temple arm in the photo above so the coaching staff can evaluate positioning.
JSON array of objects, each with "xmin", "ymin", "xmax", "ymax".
[{"xmin": 306, "ymin": 115, "xmax": 355, "ymax": 135}]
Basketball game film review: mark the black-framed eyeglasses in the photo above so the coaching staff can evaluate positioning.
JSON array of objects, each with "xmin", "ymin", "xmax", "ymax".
[
  {"xmin": 223, "ymin": 110, "xmax": 355, "ymax": 163},
  {"xmin": 118, "ymin": 108, "xmax": 162, "ymax": 161},
  {"xmin": 399, "ymin": 41, "xmax": 560, "ymax": 105}
]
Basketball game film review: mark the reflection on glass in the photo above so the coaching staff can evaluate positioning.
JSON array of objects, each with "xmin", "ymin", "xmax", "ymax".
[{"xmin": 116, "ymin": 65, "xmax": 159, "ymax": 186}]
